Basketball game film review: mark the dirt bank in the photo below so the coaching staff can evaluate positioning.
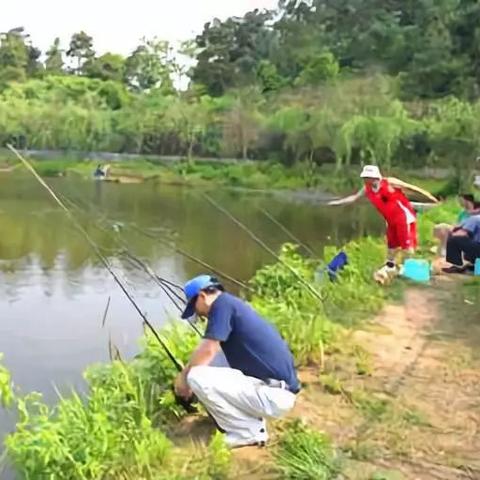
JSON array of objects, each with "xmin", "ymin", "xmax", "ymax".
[{"xmin": 176, "ymin": 277, "xmax": 480, "ymax": 479}]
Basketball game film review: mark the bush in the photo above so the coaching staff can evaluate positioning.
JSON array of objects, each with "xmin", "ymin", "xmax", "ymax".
[
  {"xmin": 416, "ymin": 199, "xmax": 460, "ymax": 250},
  {"xmin": 5, "ymin": 323, "xmax": 198, "ymax": 479},
  {"xmin": 249, "ymin": 237, "xmax": 387, "ymax": 364}
]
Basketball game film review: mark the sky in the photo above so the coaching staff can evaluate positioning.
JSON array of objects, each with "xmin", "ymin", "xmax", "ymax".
[{"xmin": 1, "ymin": 0, "xmax": 278, "ymax": 56}]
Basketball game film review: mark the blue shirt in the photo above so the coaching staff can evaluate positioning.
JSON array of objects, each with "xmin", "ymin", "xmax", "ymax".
[
  {"xmin": 205, "ymin": 292, "xmax": 300, "ymax": 393},
  {"xmin": 461, "ymin": 215, "xmax": 480, "ymax": 243}
]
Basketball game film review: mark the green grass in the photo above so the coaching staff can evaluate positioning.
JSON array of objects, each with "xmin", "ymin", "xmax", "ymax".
[
  {"xmin": 319, "ymin": 373, "xmax": 345, "ymax": 395},
  {"xmin": 274, "ymin": 420, "xmax": 342, "ymax": 480},
  {"xmin": 4, "ymin": 323, "xmax": 200, "ymax": 480},
  {"xmin": 0, "ymin": 354, "xmax": 14, "ymax": 408}
]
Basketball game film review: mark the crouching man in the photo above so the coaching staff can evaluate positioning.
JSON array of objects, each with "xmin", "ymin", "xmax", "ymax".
[{"xmin": 174, "ymin": 274, "xmax": 300, "ymax": 448}]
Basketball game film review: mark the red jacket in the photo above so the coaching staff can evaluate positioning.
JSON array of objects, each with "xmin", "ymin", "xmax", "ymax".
[{"xmin": 365, "ymin": 179, "xmax": 415, "ymax": 223}]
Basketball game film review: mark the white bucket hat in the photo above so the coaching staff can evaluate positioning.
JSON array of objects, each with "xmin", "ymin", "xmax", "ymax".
[{"xmin": 360, "ymin": 165, "xmax": 382, "ymax": 179}]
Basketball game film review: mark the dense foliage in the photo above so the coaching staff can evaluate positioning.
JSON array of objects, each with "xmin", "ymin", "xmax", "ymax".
[
  {"xmin": 249, "ymin": 237, "xmax": 387, "ymax": 364},
  {"xmin": 1, "ymin": 2, "xmax": 480, "ymax": 185},
  {"xmin": 4, "ymin": 324, "xmax": 235, "ymax": 479}
]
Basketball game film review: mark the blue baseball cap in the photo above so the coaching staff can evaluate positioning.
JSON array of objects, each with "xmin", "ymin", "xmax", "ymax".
[{"xmin": 181, "ymin": 274, "xmax": 224, "ymax": 319}]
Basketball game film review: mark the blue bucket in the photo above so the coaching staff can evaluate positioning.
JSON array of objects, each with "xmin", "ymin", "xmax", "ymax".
[
  {"xmin": 475, "ymin": 258, "xmax": 480, "ymax": 276},
  {"xmin": 402, "ymin": 259, "xmax": 431, "ymax": 282}
]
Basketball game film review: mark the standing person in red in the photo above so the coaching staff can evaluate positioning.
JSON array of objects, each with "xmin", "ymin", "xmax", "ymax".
[{"xmin": 329, "ymin": 165, "xmax": 417, "ymax": 276}]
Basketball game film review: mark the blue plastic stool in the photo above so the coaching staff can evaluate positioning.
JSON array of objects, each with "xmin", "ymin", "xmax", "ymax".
[
  {"xmin": 475, "ymin": 258, "xmax": 480, "ymax": 276},
  {"xmin": 402, "ymin": 259, "xmax": 431, "ymax": 282}
]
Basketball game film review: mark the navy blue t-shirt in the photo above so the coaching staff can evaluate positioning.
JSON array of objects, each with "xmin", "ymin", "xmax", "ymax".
[{"xmin": 204, "ymin": 292, "xmax": 300, "ymax": 393}]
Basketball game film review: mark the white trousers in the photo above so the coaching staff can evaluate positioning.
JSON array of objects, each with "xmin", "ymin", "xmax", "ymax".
[{"xmin": 187, "ymin": 366, "xmax": 296, "ymax": 444}]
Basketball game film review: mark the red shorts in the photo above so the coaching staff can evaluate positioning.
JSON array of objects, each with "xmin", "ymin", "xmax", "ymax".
[{"xmin": 386, "ymin": 219, "xmax": 417, "ymax": 250}]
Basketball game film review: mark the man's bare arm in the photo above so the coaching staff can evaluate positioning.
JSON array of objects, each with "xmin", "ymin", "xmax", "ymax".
[
  {"xmin": 186, "ymin": 339, "xmax": 221, "ymax": 372},
  {"xmin": 174, "ymin": 339, "xmax": 221, "ymax": 398}
]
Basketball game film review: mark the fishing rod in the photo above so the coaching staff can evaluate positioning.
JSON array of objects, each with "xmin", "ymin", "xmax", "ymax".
[
  {"xmin": 49, "ymin": 179, "xmax": 202, "ymax": 338},
  {"xmin": 258, "ymin": 207, "xmax": 317, "ymax": 258},
  {"xmin": 54, "ymin": 189, "xmax": 205, "ymax": 337},
  {"xmin": 202, "ymin": 192, "xmax": 325, "ymax": 303},
  {"xmin": 58, "ymin": 179, "xmax": 252, "ymax": 295},
  {"xmin": 7, "ymin": 144, "xmax": 187, "ymax": 374},
  {"xmin": 120, "ymin": 250, "xmax": 203, "ymax": 337},
  {"xmin": 133, "ymin": 225, "xmax": 254, "ymax": 293},
  {"xmin": 127, "ymin": 259, "xmax": 185, "ymax": 308},
  {"xmin": 119, "ymin": 251, "xmax": 185, "ymax": 303},
  {"xmin": 57, "ymin": 192, "xmax": 183, "ymax": 297}
]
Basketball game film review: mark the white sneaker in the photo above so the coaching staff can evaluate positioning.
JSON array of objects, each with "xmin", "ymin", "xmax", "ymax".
[
  {"xmin": 224, "ymin": 430, "xmax": 268, "ymax": 449},
  {"xmin": 374, "ymin": 264, "xmax": 397, "ymax": 285}
]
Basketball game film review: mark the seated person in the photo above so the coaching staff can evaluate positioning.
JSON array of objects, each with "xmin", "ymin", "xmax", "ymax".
[
  {"xmin": 433, "ymin": 194, "xmax": 479, "ymax": 256},
  {"xmin": 442, "ymin": 214, "xmax": 480, "ymax": 274}
]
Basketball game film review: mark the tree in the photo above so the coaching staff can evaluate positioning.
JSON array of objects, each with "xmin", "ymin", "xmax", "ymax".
[
  {"xmin": 190, "ymin": 9, "xmax": 278, "ymax": 96},
  {"xmin": 257, "ymin": 60, "xmax": 285, "ymax": 92},
  {"xmin": 0, "ymin": 27, "xmax": 43, "ymax": 87},
  {"xmin": 85, "ymin": 53, "xmax": 125, "ymax": 83},
  {"xmin": 45, "ymin": 38, "xmax": 64, "ymax": 75},
  {"xmin": 268, "ymin": 106, "xmax": 310, "ymax": 164},
  {"xmin": 0, "ymin": 27, "xmax": 29, "ymax": 86},
  {"xmin": 424, "ymin": 97, "xmax": 480, "ymax": 188},
  {"xmin": 398, "ymin": 2, "xmax": 468, "ymax": 98},
  {"xmin": 294, "ymin": 51, "xmax": 339, "ymax": 86},
  {"xmin": 124, "ymin": 38, "xmax": 175, "ymax": 92},
  {"xmin": 222, "ymin": 87, "xmax": 264, "ymax": 159},
  {"xmin": 337, "ymin": 102, "xmax": 421, "ymax": 169},
  {"xmin": 67, "ymin": 31, "xmax": 95, "ymax": 74},
  {"xmin": 164, "ymin": 95, "xmax": 216, "ymax": 161}
]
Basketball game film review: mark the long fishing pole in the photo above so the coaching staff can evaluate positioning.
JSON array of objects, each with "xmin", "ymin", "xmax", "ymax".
[
  {"xmin": 63, "ymin": 184, "xmax": 205, "ymax": 339},
  {"xmin": 61, "ymin": 193, "xmax": 186, "ymax": 301},
  {"xmin": 60, "ymin": 180, "xmax": 251, "ymax": 295},
  {"xmin": 121, "ymin": 250, "xmax": 203, "ymax": 336},
  {"xmin": 121, "ymin": 251, "xmax": 186, "ymax": 305},
  {"xmin": 56, "ymin": 189, "xmax": 204, "ymax": 337},
  {"xmin": 7, "ymin": 144, "xmax": 185, "ymax": 373},
  {"xmin": 202, "ymin": 193, "xmax": 325, "ymax": 303},
  {"xmin": 133, "ymin": 225, "xmax": 254, "ymax": 293},
  {"xmin": 258, "ymin": 207, "xmax": 317, "ymax": 258}
]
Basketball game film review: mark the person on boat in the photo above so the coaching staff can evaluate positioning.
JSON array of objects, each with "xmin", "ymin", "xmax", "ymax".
[
  {"xmin": 93, "ymin": 164, "xmax": 110, "ymax": 178},
  {"xmin": 328, "ymin": 165, "xmax": 417, "ymax": 276},
  {"xmin": 174, "ymin": 274, "xmax": 300, "ymax": 448},
  {"xmin": 94, "ymin": 164, "xmax": 105, "ymax": 178}
]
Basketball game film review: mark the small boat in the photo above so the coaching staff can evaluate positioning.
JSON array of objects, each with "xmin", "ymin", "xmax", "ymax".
[
  {"xmin": 0, "ymin": 164, "xmax": 16, "ymax": 173},
  {"xmin": 93, "ymin": 164, "xmax": 146, "ymax": 184},
  {"xmin": 104, "ymin": 174, "xmax": 145, "ymax": 184}
]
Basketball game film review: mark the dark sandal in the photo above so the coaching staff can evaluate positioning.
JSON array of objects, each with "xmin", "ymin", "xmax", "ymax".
[{"xmin": 442, "ymin": 265, "xmax": 468, "ymax": 274}]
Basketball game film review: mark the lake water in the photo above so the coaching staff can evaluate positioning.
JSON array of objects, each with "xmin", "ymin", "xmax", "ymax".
[{"xmin": 0, "ymin": 173, "xmax": 382, "ymax": 455}]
